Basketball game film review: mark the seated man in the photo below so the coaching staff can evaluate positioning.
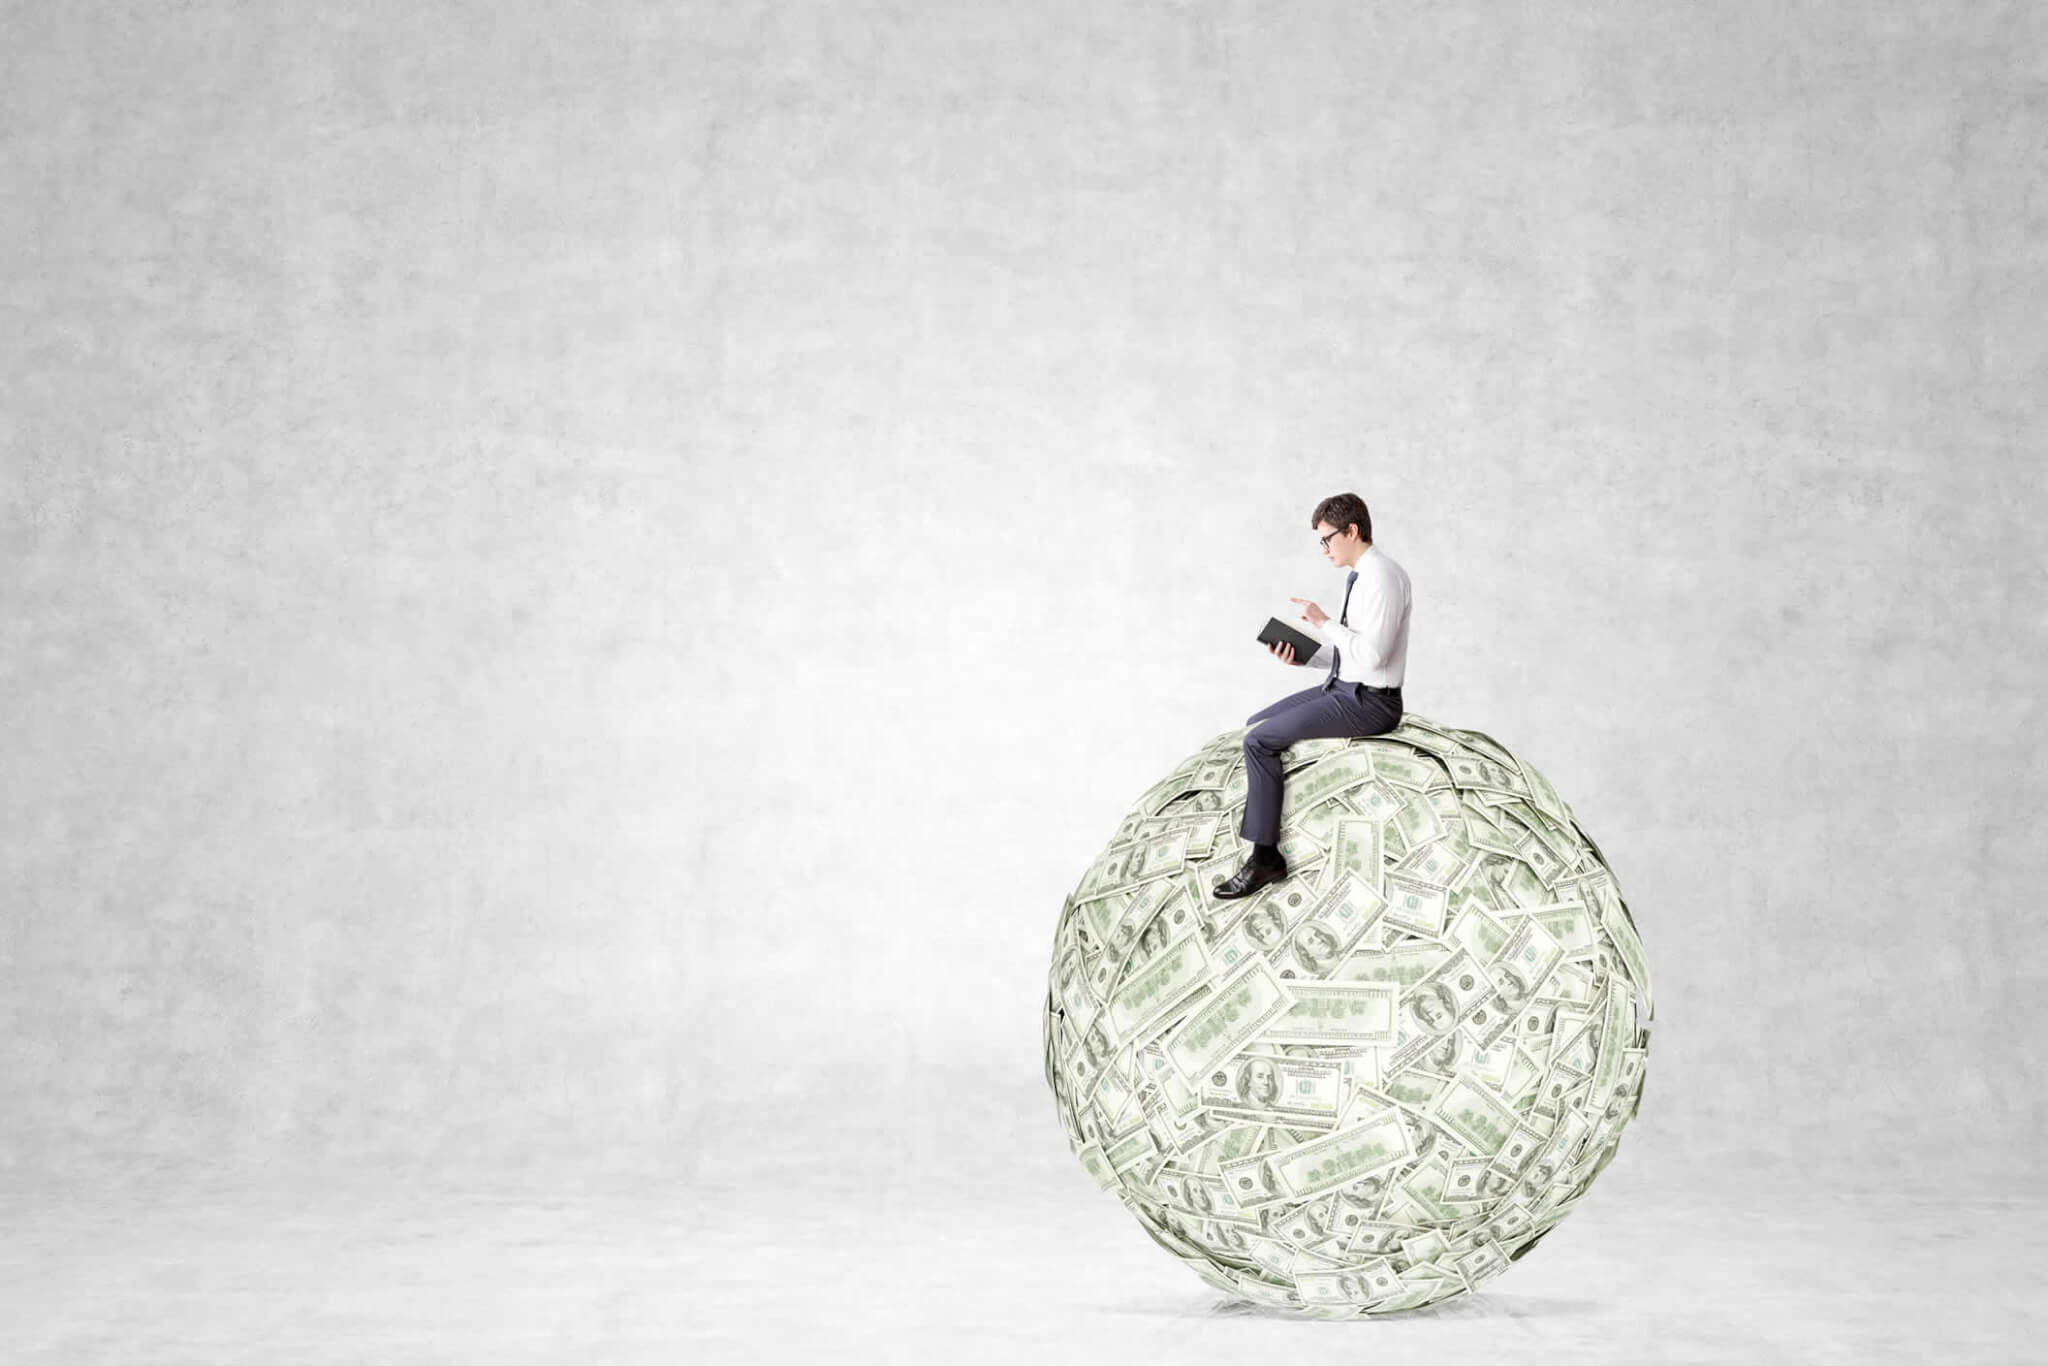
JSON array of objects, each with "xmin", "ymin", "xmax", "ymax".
[{"xmin": 1215, "ymin": 492, "xmax": 1411, "ymax": 900}]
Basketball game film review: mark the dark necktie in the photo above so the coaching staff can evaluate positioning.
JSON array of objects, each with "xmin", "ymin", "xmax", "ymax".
[{"xmin": 1327, "ymin": 569, "xmax": 1358, "ymax": 685}]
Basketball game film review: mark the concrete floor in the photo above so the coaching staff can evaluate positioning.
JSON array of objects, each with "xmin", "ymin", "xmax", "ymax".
[{"xmin": 2, "ymin": 1156, "xmax": 2040, "ymax": 1365}]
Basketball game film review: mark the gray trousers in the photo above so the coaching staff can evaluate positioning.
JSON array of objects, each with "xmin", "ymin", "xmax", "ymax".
[{"xmin": 1239, "ymin": 678, "xmax": 1404, "ymax": 845}]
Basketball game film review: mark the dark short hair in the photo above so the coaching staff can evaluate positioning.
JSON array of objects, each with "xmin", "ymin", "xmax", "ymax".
[{"xmin": 1311, "ymin": 493, "xmax": 1372, "ymax": 543}]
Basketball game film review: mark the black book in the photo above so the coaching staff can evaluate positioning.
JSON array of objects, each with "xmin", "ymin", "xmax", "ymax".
[{"xmin": 1257, "ymin": 616, "xmax": 1322, "ymax": 660}]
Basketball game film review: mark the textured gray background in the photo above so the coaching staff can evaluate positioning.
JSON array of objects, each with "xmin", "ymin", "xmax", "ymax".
[{"xmin": 4, "ymin": 1, "xmax": 2043, "ymax": 1360}]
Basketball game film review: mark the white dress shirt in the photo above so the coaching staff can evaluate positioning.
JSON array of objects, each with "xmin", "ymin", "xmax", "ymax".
[{"xmin": 1299, "ymin": 542, "xmax": 1411, "ymax": 688}]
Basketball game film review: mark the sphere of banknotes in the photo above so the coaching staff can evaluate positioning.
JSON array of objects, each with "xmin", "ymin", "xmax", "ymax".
[{"xmin": 1041, "ymin": 714, "xmax": 1654, "ymax": 1316}]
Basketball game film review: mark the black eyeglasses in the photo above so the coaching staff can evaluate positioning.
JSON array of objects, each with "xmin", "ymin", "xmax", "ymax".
[{"xmin": 1317, "ymin": 530, "xmax": 1342, "ymax": 549}]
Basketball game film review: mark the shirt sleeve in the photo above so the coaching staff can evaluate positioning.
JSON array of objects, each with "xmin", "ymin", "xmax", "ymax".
[{"xmin": 1311, "ymin": 572, "xmax": 1396, "ymax": 673}]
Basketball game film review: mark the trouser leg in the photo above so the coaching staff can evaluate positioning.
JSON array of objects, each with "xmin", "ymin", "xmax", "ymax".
[{"xmin": 1238, "ymin": 687, "xmax": 1404, "ymax": 845}]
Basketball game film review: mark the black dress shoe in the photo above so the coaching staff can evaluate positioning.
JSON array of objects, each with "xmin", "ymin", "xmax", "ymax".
[{"xmin": 1213, "ymin": 857, "xmax": 1288, "ymax": 900}]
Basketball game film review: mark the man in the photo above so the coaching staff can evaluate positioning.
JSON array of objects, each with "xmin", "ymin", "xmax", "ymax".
[{"xmin": 1214, "ymin": 492, "xmax": 1411, "ymax": 901}]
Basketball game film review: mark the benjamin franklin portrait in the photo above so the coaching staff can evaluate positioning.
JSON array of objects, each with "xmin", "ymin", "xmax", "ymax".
[
  {"xmin": 1426, "ymin": 1030, "xmax": 1461, "ymax": 1072},
  {"xmin": 1235, "ymin": 1056, "xmax": 1281, "ymax": 1108},
  {"xmin": 1242, "ymin": 903, "xmax": 1287, "ymax": 951},
  {"xmin": 1410, "ymin": 981, "xmax": 1458, "ymax": 1031},
  {"xmin": 1291, "ymin": 923, "xmax": 1342, "ymax": 974},
  {"xmin": 1135, "ymin": 915, "xmax": 1169, "ymax": 961}
]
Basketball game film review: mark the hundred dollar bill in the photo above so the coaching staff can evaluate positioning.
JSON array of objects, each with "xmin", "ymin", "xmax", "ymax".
[
  {"xmin": 1444, "ymin": 1153, "xmax": 1508, "ymax": 1203},
  {"xmin": 1367, "ymin": 1068, "xmax": 1451, "ymax": 1112},
  {"xmin": 1389, "ymin": 794, "xmax": 1447, "ymax": 852},
  {"xmin": 1329, "ymin": 816, "xmax": 1384, "ymax": 889},
  {"xmin": 1104, "ymin": 1125, "xmax": 1159, "ymax": 1173},
  {"xmin": 1130, "ymin": 887, "xmax": 1206, "ymax": 962},
  {"xmin": 1454, "ymin": 1237, "xmax": 1512, "ymax": 1289},
  {"xmin": 1429, "ymin": 1075, "xmax": 1523, "ymax": 1158},
  {"xmin": 1529, "ymin": 900, "xmax": 1598, "ymax": 959},
  {"xmin": 1398, "ymin": 1228, "xmax": 1452, "ymax": 1266},
  {"xmin": 1151, "ymin": 1166, "xmax": 1226, "ymax": 1220},
  {"xmin": 1544, "ymin": 959, "xmax": 1595, "ymax": 1005},
  {"xmin": 1200, "ymin": 1053, "xmax": 1348, "ymax": 1130},
  {"xmin": 1473, "ymin": 1198, "xmax": 1536, "ymax": 1249},
  {"xmin": 1246, "ymin": 1232, "xmax": 1343, "ymax": 1282},
  {"xmin": 1097, "ymin": 876, "xmax": 1182, "ymax": 974},
  {"xmin": 1586, "ymin": 978, "xmax": 1632, "ymax": 1110},
  {"xmin": 1448, "ymin": 900, "xmax": 1511, "ymax": 962},
  {"xmin": 1052, "ymin": 944, "xmax": 1095, "ymax": 1018},
  {"xmin": 1295, "ymin": 1258, "xmax": 1402, "ymax": 1307},
  {"xmin": 1219, "ymin": 1108, "xmax": 1414, "ymax": 1210},
  {"xmin": 1464, "ymin": 815, "xmax": 1527, "ymax": 860},
  {"xmin": 1129, "ymin": 1041, "xmax": 1198, "ymax": 1109},
  {"xmin": 1138, "ymin": 755, "xmax": 1232, "ymax": 814},
  {"xmin": 1466, "ymin": 917, "xmax": 1566, "ymax": 1046},
  {"xmin": 1595, "ymin": 881, "xmax": 1654, "ymax": 1017},
  {"xmin": 1105, "ymin": 932, "xmax": 1214, "ymax": 1043},
  {"xmin": 1293, "ymin": 796, "xmax": 1348, "ymax": 850},
  {"xmin": 1487, "ymin": 854, "xmax": 1554, "ymax": 909},
  {"xmin": 1263, "ymin": 981, "xmax": 1399, "ymax": 1045},
  {"xmin": 1331, "ymin": 940, "xmax": 1453, "ymax": 987},
  {"xmin": 1141, "ymin": 1081, "xmax": 1215, "ymax": 1155},
  {"xmin": 1227, "ymin": 1270, "xmax": 1301, "ymax": 1308},
  {"xmin": 1366, "ymin": 749, "xmax": 1436, "ymax": 792},
  {"xmin": 1161, "ymin": 957, "xmax": 1296, "ymax": 1081},
  {"xmin": 1269, "ymin": 1192, "xmax": 1344, "ymax": 1249},
  {"xmin": 1074, "ymin": 1141, "xmax": 1121, "ymax": 1191},
  {"xmin": 1282, "ymin": 753, "xmax": 1377, "ymax": 811},
  {"xmin": 1550, "ymin": 1018, "xmax": 1598, "ymax": 1076},
  {"xmin": 1185, "ymin": 1120, "xmax": 1266, "ymax": 1182},
  {"xmin": 1504, "ymin": 825, "xmax": 1570, "ymax": 890},
  {"xmin": 1519, "ymin": 756, "xmax": 1574, "ymax": 828},
  {"xmin": 1440, "ymin": 751, "xmax": 1524, "ymax": 796},
  {"xmin": 1343, "ymin": 1220, "xmax": 1407, "ymax": 1258},
  {"xmin": 1088, "ymin": 826, "xmax": 1195, "ymax": 901},
  {"xmin": 1385, "ymin": 947, "xmax": 1498, "ymax": 1074},
  {"xmin": 1060, "ymin": 1015, "xmax": 1113, "ymax": 1095},
  {"xmin": 1342, "ymin": 780, "xmax": 1406, "ymax": 821},
  {"xmin": 1490, "ymin": 1117, "xmax": 1553, "ymax": 1175},
  {"xmin": 1090, "ymin": 1058, "xmax": 1141, "ymax": 1136},
  {"xmin": 1390, "ymin": 835, "xmax": 1465, "ymax": 889},
  {"xmin": 1276, "ymin": 871, "xmax": 1389, "ymax": 977},
  {"xmin": 1180, "ymin": 811, "xmax": 1227, "ymax": 860},
  {"xmin": 1206, "ymin": 882, "xmax": 1322, "ymax": 972},
  {"xmin": 1403, "ymin": 1154, "xmax": 1466, "ymax": 1224},
  {"xmin": 1382, "ymin": 874, "xmax": 1451, "ymax": 938}
]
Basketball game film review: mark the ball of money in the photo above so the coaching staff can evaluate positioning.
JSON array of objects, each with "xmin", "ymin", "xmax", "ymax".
[{"xmin": 1041, "ymin": 714, "xmax": 1654, "ymax": 1316}]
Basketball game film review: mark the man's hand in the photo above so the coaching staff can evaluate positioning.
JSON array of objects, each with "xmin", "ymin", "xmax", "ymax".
[
  {"xmin": 1291, "ymin": 597, "xmax": 1329, "ymax": 627},
  {"xmin": 1266, "ymin": 639, "xmax": 1298, "ymax": 664}
]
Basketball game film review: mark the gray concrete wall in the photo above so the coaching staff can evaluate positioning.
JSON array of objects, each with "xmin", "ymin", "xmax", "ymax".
[{"xmin": 3, "ymin": 0, "xmax": 2040, "ymax": 1198}]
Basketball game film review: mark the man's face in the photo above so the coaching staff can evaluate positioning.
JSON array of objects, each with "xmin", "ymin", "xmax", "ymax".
[{"xmin": 1315, "ymin": 520, "xmax": 1363, "ymax": 568}]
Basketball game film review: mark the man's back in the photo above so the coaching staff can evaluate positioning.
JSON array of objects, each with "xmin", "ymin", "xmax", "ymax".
[{"xmin": 1341, "ymin": 543, "xmax": 1410, "ymax": 689}]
